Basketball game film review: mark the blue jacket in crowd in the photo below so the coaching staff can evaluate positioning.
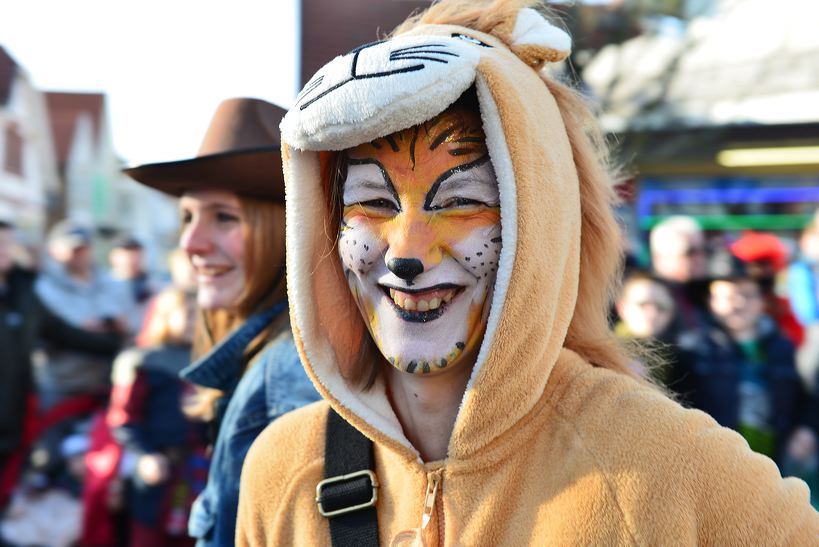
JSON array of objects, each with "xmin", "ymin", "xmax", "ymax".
[
  {"xmin": 181, "ymin": 302, "xmax": 320, "ymax": 547},
  {"xmin": 677, "ymin": 317, "xmax": 805, "ymax": 462},
  {"xmin": 787, "ymin": 259, "xmax": 819, "ymax": 326},
  {"xmin": 111, "ymin": 344, "xmax": 207, "ymax": 529}
]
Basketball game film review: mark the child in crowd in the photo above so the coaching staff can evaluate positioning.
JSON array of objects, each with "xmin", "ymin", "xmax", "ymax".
[
  {"xmin": 615, "ymin": 271, "xmax": 675, "ymax": 341},
  {"xmin": 614, "ymin": 271, "xmax": 680, "ymax": 384},
  {"xmin": 108, "ymin": 288, "xmax": 208, "ymax": 546},
  {"xmin": 678, "ymin": 259, "xmax": 812, "ymax": 464},
  {"xmin": 731, "ymin": 230, "xmax": 802, "ymax": 346}
]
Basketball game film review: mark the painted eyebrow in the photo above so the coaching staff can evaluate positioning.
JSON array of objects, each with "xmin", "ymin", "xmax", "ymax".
[
  {"xmin": 430, "ymin": 127, "xmax": 485, "ymax": 155},
  {"xmin": 345, "ymin": 158, "xmax": 401, "ymax": 207},
  {"xmin": 384, "ymin": 135, "xmax": 400, "ymax": 152},
  {"xmin": 422, "ymin": 155, "xmax": 491, "ymax": 210},
  {"xmin": 429, "ymin": 125, "xmax": 457, "ymax": 150}
]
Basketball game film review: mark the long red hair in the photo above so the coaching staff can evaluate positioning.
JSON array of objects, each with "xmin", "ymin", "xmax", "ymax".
[{"xmin": 187, "ymin": 196, "xmax": 289, "ymax": 419}]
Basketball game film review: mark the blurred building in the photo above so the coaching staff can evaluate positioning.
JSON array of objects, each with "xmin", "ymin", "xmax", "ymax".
[
  {"xmin": 0, "ymin": 46, "xmax": 59, "ymax": 247},
  {"xmin": 583, "ymin": 0, "xmax": 819, "ymax": 238},
  {"xmin": 45, "ymin": 92, "xmax": 118, "ymax": 227},
  {"xmin": 44, "ymin": 91, "xmax": 178, "ymax": 269},
  {"xmin": 0, "ymin": 50, "xmax": 178, "ymax": 269},
  {"xmin": 300, "ymin": 0, "xmax": 432, "ymax": 86}
]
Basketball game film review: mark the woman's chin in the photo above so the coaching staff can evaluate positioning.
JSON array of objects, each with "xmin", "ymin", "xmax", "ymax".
[{"xmin": 196, "ymin": 288, "xmax": 242, "ymax": 311}]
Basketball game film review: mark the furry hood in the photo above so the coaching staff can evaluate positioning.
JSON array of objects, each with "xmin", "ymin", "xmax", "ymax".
[{"xmin": 280, "ymin": 8, "xmax": 598, "ymax": 462}]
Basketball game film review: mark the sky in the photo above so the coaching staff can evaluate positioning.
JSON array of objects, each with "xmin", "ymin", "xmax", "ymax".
[{"xmin": 1, "ymin": 0, "xmax": 299, "ymax": 166}]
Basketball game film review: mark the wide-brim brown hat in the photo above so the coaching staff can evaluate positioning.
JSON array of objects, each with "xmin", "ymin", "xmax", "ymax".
[{"xmin": 123, "ymin": 98, "xmax": 287, "ymax": 201}]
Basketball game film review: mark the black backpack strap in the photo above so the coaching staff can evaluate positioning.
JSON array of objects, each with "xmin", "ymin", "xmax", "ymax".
[{"xmin": 316, "ymin": 408, "xmax": 380, "ymax": 547}]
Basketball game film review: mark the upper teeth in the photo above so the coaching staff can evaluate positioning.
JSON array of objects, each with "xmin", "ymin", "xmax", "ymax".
[
  {"xmin": 389, "ymin": 288, "xmax": 456, "ymax": 312},
  {"xmin": 199, "ymin": 266, "xmax": 230, "ymax": 276}
]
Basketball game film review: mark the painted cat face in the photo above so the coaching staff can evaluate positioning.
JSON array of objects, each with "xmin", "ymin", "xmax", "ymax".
[{"xmin": 338, "ymin": 106, "xmax": 501, "ymax": 375}]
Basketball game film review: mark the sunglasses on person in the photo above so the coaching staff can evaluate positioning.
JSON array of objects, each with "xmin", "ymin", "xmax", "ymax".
[
  {"xmin": 681, "ymin": 246, "xmax": 706, "ymax": 257},
  {"xmin": 633, "ymin": 300, "xmax": 673, "ymax": 312}
]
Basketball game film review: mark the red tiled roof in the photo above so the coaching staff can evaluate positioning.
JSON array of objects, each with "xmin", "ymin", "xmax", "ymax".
[
  {"xmin": 0, "ymin": 46, "xmax": 19, "ymax": 106},
  {"xmin": 45, "ymin": 91, "xmax": 105, "ymax": 166}
]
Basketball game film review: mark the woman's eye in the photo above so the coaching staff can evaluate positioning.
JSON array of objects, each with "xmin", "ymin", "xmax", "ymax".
[
  {"xmin": 216, "ymin": 211, "xmax": 240, "ymax": 223},
  {"xmin": 180, "ymin": 210, "xmax": 193, "ymax": 224},
  {"xmin": 434, "ymin": 197, "xmax": 485, "ymax": 210},
  {"xmin": 359, "ymin": 199, "xmax": 398, "ymax": 211}
]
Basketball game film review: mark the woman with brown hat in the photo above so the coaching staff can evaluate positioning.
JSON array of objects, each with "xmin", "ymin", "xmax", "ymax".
[{"xmin": 124, "ymin": 97, "xmax": 320, "ymax": 546}]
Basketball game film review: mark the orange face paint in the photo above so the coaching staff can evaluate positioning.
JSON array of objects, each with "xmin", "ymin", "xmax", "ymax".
[{"xmin": 338, "ymin": 105, "xmax": 501, "ymax": 375}]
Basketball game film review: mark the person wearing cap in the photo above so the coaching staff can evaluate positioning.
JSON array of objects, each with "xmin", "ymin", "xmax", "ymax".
[
  {"xmin": 1, "ymin": 217, "xmax": 133, "ymax": 501},
  {"xmin": 34, "ymin": 219, "xmax": 134, "ymax": 408},
  {"xmin": 23, "ymin": 219, "xmax": 132, "ymax": 494},
  {"xmin": 731, "ymin": 230, "xmax": 803, "ymax": 346},
  {"xmin": 109, "ymin": 236, "xmax": 154, "ymax": 304},
  {"xmin": 109, "ymin": 235, "xmax": 161, "ymax": 336},
  {"xmin": 124, "ymin": 97, "xmax": 320, "ymax": 546}
]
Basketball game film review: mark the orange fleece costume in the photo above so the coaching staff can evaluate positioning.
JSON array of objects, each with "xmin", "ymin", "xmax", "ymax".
[{"xmin": 237, "ymin": 2, "xmax": 819, "ymax": 545}]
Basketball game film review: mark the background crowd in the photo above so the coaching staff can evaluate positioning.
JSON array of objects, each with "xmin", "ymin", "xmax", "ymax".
[
  {"xmin": 2, "ymin": 204, "xmax": 819, "ymax": 544},
  {"xmin": 0, "ymin": 219, "xmax": 204, "ymax": 546},
  {"xmin": 614, "ymin": 212, "xmax": 819, "ymax": 506}
]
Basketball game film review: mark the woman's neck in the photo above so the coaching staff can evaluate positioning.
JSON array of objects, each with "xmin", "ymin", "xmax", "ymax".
[{"xmin": 385, "ymin": 355, "xmax": 475, "ymax": 462}]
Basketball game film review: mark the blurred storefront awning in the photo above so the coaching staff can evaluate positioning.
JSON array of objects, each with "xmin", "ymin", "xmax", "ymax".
[
  {"xmin": 617, "ymin": 122, "xmax": 819, "ymax": 177},
  {"xmin": 584, "ymin": 0, "xmax": 819, "ymax": 132}
]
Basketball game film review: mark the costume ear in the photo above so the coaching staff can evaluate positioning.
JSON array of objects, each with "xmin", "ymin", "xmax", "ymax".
[{"xmin": 507, "ymin": 8, "xmax": 571, "ymax": 69}]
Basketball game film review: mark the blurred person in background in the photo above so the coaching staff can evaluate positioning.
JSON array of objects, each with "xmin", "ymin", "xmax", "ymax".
[
  {"xmin": 731, "ymin": 230, "xmax": 803, "ymax": 346},
  {"xmin": 0, "ymin": 219, "xmax": 37, "ymax": 492},
  {"xmin": 788, "ymin": 214, "xmax": 819, "ymax": 394},
  {"xmin": 677, "ymin": 258, "xmax": 813, "ymax": 467},
  {"xmin": 613, "ymin": 271, "xmax": 685, "ymax": 388},
  {"xmin": 81, "ymin": 247, "xmax": 200, "ymax": 546},
  {"xmin": 615, "ymin": 271, "xmax": 675, "ymax": 341},
  {"xmin": 34, "ymin": 219, "xmax": 134, "ymax": 408},
  {"xmin": 649, "ymin": 215, "xmax": 710, "ymax": 330},
  {"xmin": 106, "ymin": 288, "xmax": 207, "ymax": 547},
  {"xmin": 124, "ymin": 98, "xmax": 320, "ymax": 546},
  {"xmin": 166, "ymin": 246, "xmax": 197, "ymax": 293},
  {"xmin": 27, "ymin": 219, "xmax": 132, "ymax": 493},
  {"xmin": 784, "ymin": 423, "xmax": 819, "ymax": 509},
  {"xmin": 109, "ymin": 235, "xmax": 161, "ymax": 336},
  {"xmin": 135, "ymin": 247, "xmax": 197, "ymax": 348}
]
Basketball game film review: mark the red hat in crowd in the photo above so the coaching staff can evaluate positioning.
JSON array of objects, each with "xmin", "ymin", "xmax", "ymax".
[{"xmin": 730, "ymin": 231, "xmax": 789, "ymax": 272}]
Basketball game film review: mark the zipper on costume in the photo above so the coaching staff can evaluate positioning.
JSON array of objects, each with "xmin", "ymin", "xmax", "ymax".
[
  {"xmin": 435, "ymin": 476, "xmax": 445, "ymax": 545},
  {"xmin": 420, "ymin": 469, "xmax": 444, "ymax": 544}
]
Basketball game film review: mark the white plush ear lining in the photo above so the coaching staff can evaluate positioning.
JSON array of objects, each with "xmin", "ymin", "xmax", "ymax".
[{"xmin": 510, "ymin": 8, "xmax": 571, "ymax": 66}]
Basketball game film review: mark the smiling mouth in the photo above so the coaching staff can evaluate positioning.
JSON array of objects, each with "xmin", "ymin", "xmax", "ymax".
[
  {"xmin": 195, "ymin": 265, "xmax": 233, "ymax": 279},
  {"xmin": 381, "ymin": 283, "xmax": 462, "ymax": 323}
]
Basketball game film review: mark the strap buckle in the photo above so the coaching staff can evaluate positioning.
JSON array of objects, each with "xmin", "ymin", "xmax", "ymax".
[{"xmin": 316, "ymin": 469, "xmax": 379, "ymax": 518}]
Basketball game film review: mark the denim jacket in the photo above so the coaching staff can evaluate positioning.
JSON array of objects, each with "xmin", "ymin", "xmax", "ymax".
[{"xmin": 181, "ymin": 302, "xmax": 320, "ymax": 546}]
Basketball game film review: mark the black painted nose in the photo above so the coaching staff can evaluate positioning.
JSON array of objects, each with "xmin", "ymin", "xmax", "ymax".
[{"xmin": 387, "ymin": 258, "xmax": 424, "ymax": 283}]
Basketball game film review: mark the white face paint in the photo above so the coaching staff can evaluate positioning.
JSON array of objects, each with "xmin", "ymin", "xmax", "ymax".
[{"xmin": 337, "ymin": 107, "xmax": 501, "ymax": 375}]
